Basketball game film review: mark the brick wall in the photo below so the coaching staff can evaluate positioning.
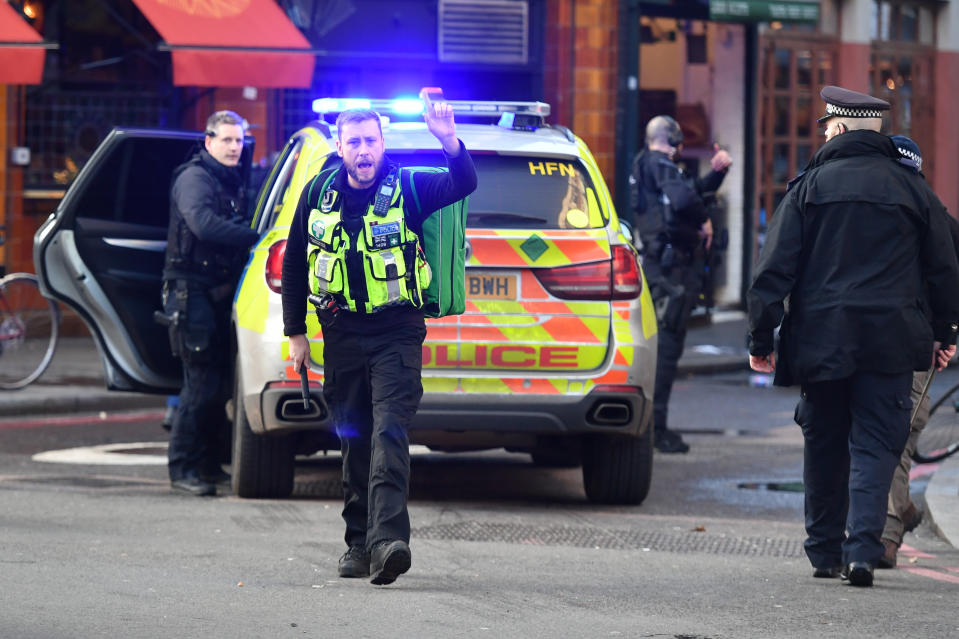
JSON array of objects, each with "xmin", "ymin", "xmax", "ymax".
[{"xmin": 544, "ymin": 0, "xmax": 620, "ymax": 190}]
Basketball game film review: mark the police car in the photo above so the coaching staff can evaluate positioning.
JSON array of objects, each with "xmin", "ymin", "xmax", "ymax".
[{"xmin": 34, "ymin": 95, "xmax": 658, "ymax": 505}]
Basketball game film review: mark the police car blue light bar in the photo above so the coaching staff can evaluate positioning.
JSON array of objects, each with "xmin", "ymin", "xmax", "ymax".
[
  {"xmin": 312, "ymin": 98, "xmax": 372, "ymax": 112},
  {"xmin": 312, "ymin": 96, "xmax": 551, "ymax": 119},
  {"xmin": 390, "ymin": 98, "xmax": 425, "ymax": 115}
]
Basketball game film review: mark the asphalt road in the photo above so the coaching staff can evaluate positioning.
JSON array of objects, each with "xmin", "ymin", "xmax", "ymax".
[{"xmin": 1, "ymin": 370, "xmax": 958, "ymax": 639}]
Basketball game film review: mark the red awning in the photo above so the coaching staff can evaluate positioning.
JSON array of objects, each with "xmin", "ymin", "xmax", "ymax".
[
  {"xmin": 131, "ymin": 0, "xmax": 314, "ymax": 88},
  {"xmin": 0, "ymin": 3, "xmax": 46, "ymax": 84}
]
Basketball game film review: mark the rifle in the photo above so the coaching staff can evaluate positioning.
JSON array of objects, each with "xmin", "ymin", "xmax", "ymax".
[{"xmin": 698, "ymin": 190, "xmax": 728, "ymax": 311}]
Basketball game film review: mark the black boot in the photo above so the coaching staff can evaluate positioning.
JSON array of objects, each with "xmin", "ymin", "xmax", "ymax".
[{"xmin": 655, "ymin": 429, "xmax": 689, "ymax": 454}]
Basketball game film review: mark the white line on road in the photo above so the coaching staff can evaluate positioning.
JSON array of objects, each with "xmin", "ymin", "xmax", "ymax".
[{"xmin": 32, "ymin": 442, "xmax": 168, "ymax": 466}]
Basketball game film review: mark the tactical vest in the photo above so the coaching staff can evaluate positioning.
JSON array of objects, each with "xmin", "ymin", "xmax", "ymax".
[
  {"xmin": 306, "ymin": 167, "xmax": 432, "ymax": 314},
  {"xmin": 165, "ymin": 154, "xmax": 246, "ymax": 284},
  {"xmin": 631, "ymin": 149, "xmax": 672, "ymax": 256}
]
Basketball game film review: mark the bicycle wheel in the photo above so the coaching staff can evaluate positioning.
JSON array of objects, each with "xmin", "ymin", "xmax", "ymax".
[
  {"xmin": 0, "ymin": 273, "xmax": 61, "ymax": 389},
  {"xmin": 913, "ymin": 381, "xmax": 959, "ymax": 464}
]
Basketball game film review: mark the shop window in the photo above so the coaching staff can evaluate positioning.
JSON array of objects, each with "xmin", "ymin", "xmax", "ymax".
[
  {"xmin": 796, "ymin": 50, "xmax": 812, "ymax": 87},
  {"xmin": 796, "ymin": 144, "xmax": 812, "ymax": 171},
  {"xmin": 773, "ymin": 96, "xmax": 789, "ymax": 136},
  {"xmin": 796, "ymin": 96, "xmax": 812, "ymax": 138},
  {"xmin": 774, "ymin": 48, "xmax": 791, "ymax": 89},
  {"xmin": 875, "ymin": 1, "xmax": 923, "ymax": 43},
  {"xmin": 757, "ymin": 33, "xmax": 837, "ymax": 259},
  {"xmin": 870, "ymin": 1, "xmax": 936, "ymax": 178}
]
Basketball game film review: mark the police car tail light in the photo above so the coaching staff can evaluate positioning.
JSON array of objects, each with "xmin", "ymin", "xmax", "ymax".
[
  {"xmin": 534, "ymin": 261, "xmax": 613, "ymax": 300},
  {"xmin": 534, "ymin": 246, "xmax": 641, "ymax": 301},
  {"xmin": 610, "ymin": 245, "xmax": 642, "ymax": 299},
  {"xmin": 265, "ymin": 240, "xmax": 286, "ymax": 293}
]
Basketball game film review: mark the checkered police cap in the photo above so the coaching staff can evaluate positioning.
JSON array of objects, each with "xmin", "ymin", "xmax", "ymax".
[
  {"xmin": 817, "ymin": 86, "xmax": 891, "ymax": 123},
  {"xmin": 889, "ymin": 134, "xmax": 922, "ymax": 172}
]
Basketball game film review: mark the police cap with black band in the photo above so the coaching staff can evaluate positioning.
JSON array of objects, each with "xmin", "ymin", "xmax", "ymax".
[{"xmin": 817, "ymin": 85, "xmax": 891, "ymax": 123}]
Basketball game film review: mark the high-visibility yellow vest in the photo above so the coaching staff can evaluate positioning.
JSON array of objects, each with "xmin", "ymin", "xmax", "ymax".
[{"xmin": 306, "ymin": 169, "xmax": 432, "ymax": 313}]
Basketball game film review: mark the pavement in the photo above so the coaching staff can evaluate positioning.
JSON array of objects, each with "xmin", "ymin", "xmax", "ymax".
[{"xmin": 2, "ymin": 309, "xmax": 957, "ymax": 550}]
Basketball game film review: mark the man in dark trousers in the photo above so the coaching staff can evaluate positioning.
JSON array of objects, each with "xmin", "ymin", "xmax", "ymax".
[
  {"xmin": 747, "ymin": 87, "xmax": 959, "ymax": 587},
  {"xmin": 879, "ymin": 135, "xmax": 959, "ymax": 569},
  {"xmin": 162, "ymin": 110, "xmax": 260, "ymax": 496},
  {"xmin": 630, "ymin": 115, "xmax": 731, "ymax": 453},
  {"xmin": 282, "ymin": 103, "xmax": 476, "ymax": 585}
]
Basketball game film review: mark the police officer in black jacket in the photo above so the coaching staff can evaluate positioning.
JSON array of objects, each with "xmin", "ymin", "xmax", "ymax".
[
  {"xmin": 747, "ymin": 87, "xmax": 959, "ymax": 587},
  {"xmin": 879, "ymin": 135, "xmax": 959, "ymax": 569},
  {"xmin": 282, "ymin": 104, "xmax": 476, "ymax": 586},
  {"xmin": 162, "ymin": 110, "xmax": 259, "ymax": 497},
  {"xmin": 630, "ymin": 115, "xmax": 731, "ymax": 453}
]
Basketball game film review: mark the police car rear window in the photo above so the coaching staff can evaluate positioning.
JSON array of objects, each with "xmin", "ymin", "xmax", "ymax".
[{"xmin": 391, "ymin": 153, "xmax": 604, "ymax": 230}]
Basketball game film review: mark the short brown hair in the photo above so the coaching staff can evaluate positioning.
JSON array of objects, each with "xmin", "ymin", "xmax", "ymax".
[
  {"xmin": 205, "ymin": 110, "xmax": 245, "ymax": 137},
  {"xmin": 335, "ymin": 109, "xmax": 383, "ymax": 139}
]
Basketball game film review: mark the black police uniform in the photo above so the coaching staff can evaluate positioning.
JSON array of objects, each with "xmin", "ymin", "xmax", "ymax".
[
  {"xmin": 162, "ymin": 148, "xmax": 259, "ymax": 489},
  {"xmin": 630, "ymin": 146, "xmax": 727, "ymax": 451},
  {"xmin": 281, "ymin": 144, "xmax": 476, "ymax": 553},
  {"xmin": 747, "ymin": 87, "xmax": 959, "ymax": 578}
]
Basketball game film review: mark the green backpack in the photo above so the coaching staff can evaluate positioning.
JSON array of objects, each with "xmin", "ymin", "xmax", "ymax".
[{"xmin": 401, "ymin": 167, "xmax": 469, "ymax": 318}]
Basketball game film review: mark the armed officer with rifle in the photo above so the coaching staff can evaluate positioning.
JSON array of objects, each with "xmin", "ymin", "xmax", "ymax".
[{"xmin": 629, "ymin": 115, "xmax": 732, "ymax": 454}]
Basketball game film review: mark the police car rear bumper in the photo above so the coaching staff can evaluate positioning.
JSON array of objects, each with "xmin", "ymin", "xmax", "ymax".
[
  {"xmin": 257, "ymin": 384, "xmax": 651, "ymax": 439},
  {"xmin": 414, "ymin": 388, "xmax": 651, "ymax": 437}
]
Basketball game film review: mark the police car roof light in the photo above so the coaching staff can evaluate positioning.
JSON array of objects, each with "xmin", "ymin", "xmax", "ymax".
[
  {"xmin": 391, "ymin": 98, "xmax": 425, "ymax": 115},
  {"xmin": 312, "ymin": 96, "xmax": 551, "ymax": 121},
  {"xmin": 312, "ymin": 98, "xmax": 373, "ymax": 113},
  {"xmin": 497, "ymin": 112, "xmax": 542, "ymax": 131}
]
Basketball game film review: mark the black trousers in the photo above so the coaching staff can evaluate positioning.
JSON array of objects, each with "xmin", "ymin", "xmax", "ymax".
[
  {"xmin": 321, "ymin": 322, "xmax": 426, "ymax": 551},
  {"xmin": 164, "ymin": 286, "xmax": 231, "ymax": 481},
  {"xmin": 795, "ymin": 371, "xmax": 912, "ymax": 568},
  {"xmin": 643, "ymin": 255, "xmax": 702, "ymax": 433}
]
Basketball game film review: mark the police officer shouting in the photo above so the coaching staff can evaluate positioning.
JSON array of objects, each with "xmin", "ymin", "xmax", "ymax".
[
  {"xmin": 282, "ymin": 103, "xmax": 476, "ymax": 585},
  {"xmin": 162, "ymin": 110, "xmax": 260, "ymax": 496},
  {"xmin": 747, "ymin": 87, "xmax": 959, "ymax": 587},
  {"xmin": 630, "ymin": 115, "xmax": 731, "ymax": 453}
]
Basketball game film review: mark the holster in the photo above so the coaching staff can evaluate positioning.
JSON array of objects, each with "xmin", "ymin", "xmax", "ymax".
[
  {"xmin": 659, "ymin": 243, "xmax": 676, "ymax": 274},
  {"xmin": 308, "ymin": 293, "xmax": 341, "ymax": 327},
  {"xmin": 651, "ymin": 279, "xmax": 688, "ymax": 333},
  {"xmin": 158, "ymin": 280, "xmax": 189, "ymax": 358}
]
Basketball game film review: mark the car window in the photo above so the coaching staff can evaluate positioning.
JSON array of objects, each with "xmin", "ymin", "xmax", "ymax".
[
  {"xmin": 72, "ymin": 137, "xmax": 196, "ymax": 227},
  {"xmin": 390, "ymin": 152, "xmax": 603, "ymax": 229},
  {"xmin": 254, "ymin": 137, "xmax": 303, "ymax": 231}
]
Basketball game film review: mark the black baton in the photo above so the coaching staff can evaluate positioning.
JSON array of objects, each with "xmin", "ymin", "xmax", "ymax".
[{"xmin": 299, "ymin": 364, "xmax": 310, "ymax": 410}]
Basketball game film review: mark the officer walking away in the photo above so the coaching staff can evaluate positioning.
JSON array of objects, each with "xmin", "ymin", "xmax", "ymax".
[
  {"xmin": 879, "ymin": 135, "xmax": 959, "ymax": 569},
  {"xmin": 162, "ymin": 110, "xmax": 259, "ymax": 497},
  {"xmin": 747, "ymin": 87, "xmax": 959, "ymax": 587},
  {"xmin": 630, "ymin": 115, "xmax": 732, "ymax": 453},
  {"xmin": 281, "ymin": 103, "xmax": 476, "ymax": 585}
]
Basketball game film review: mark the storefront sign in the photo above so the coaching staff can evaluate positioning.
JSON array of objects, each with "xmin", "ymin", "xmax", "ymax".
[{"xmin": 710, "ymin": 0, "xmax": 820, "ymax": 24}]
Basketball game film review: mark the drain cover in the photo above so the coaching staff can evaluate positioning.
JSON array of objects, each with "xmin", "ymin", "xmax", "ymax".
[
  {"xmin": 412, "ymin": 521, "xmax": 805, "ymax": 557},
  {"xmin": 737, "ymin": 481, "xmax": 805, "ymax": 493}
]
